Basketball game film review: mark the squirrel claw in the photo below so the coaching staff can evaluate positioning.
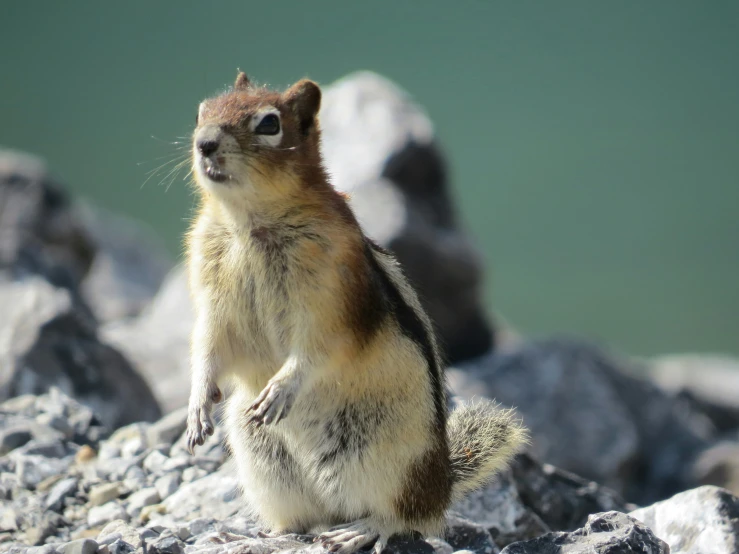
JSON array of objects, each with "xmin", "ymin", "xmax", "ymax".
[
  {"xmin": 246, "ymin": 380, "xmax": 295, "ymax": 426},
  {"xmin": 186, "ymin": 404, "xmax": 215, "ymax": 454}
]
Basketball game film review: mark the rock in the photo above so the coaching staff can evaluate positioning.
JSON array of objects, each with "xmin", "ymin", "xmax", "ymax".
[
  {"xmin": 426, "ymin": 537, "xmax": 454, "ymax": 554},
  {"xmin": 649, "ymin": 353, "xmax": 739, "ymax": 433},
  {"xmin": 0, "ymin": 149, "xmax": 94, "ymax": 290},
  {"xmin": 146, "ymin": 407, "xmax": 187, "ymax": 447},
  {"xmin": 0, "ymin": 275, "xmax": 161, "ymax": 430},
  {"xmin": 320, "ymin": 71, "xmax": 493, "ymax": 365},
  {"xmin": 692, "ymin": 440, "xmax": 739, "ymax": 495},
  {"xmin": 88, "ymin": 502, "xmax": 128, "ymax": 527},
  {"xmin": 97, "ymin": 520, "xmax": 141, "ymax": 549},
  {"xmin": 60, "ymin": 539, "xmax": 98, "ymax": 554},
  {"xmin": 45, "ymin": 477, "xmax": 78, "ymax": 512},
  {"xmin": 450, "ymin": 337, "xmax": 712, "ymax": 504},
  {"xmin": 88, "ymin": 482, "xmax": 122, "ymax": 507},
  {"xmin": 102, "ymin": 267, "xmax": 193, "ymax": 413},
  {"xmin": 125, "ymin": 487, "xmax": 160, "ymax": 517},
  {"xmin": 79, "ymin": 205, "xmax": 173, "ymax": 323},
  {"xmin": 383, "ymin": 536, "xmax": 436, "ymax": 554},
  {"xmin": 154, "ymin": 473, "xmax": 181, "ymax": 501},
  {"xmin": 107, "ymin": 539, "xmax": 135, "ymax": 554},
  {"xmin": 163, "ymin": 468, "xmax": 239, "ymax": 521},
  {"xmin": 630, "ymin": 485, "xmax": 739, "ymax": 553},
  {"xmin": 146, "ymin": 531, "xmax": 185, "ymax": 554},
  {"xmin": 500, "ymin": 511, "xmax": 669, "ymax": 553},
  {"xmin": 444, "ymin": 516, "xmax": 499, "ymax": 554},
  {"xmin": 143, "ymin": 450, "xmax": 169, "ymax": 474},
  {"xmin": 14, "ymin": 454, "xmax": 73, "ymax": 488},
  {"xmin": 0, "ymin": 428, "xmax": 33, "ymax": 456}
]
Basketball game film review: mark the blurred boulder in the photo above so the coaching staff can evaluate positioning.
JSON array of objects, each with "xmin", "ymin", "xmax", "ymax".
[
  {"xmin": 0, "ymin": 149, "xmax": 161, "ymax": 428},
  {"xmin": 0, "ymin": 275, "xmax": 161, "ymax": 429},
  {"xmin": 80, "ymin": 206, "xmax": 174, "ymax": 323},
  {"xmin": 630, "ymin": 485, "xmax": 739, "ymax": 554},
  {"xmin": 500, "ymin": 511, "xmax": 669, "ymax": 554},
  {"xmin": 321, "ymin": 71, "xmax": 494, "ymax": 364},
  {"xmin": 102, "ymin": 266, "xmax": 192, "ymax": 413},
  {"xmin": 453, "ymin": 453, "xmax": 632, "ymax": 550},
  {"xmin": 449, "ymin": 337, "xmax": 713, "ymax": 504},
  {"xmin": 648, "ymin": 353, "xmax": 739, "ymax": 433},
  {"xmin": 0, "ymin": 149, "xmax": 95, "ymax": 290}
]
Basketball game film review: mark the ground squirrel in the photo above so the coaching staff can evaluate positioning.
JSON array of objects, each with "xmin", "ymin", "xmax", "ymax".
[{"xmin": 185, "ymin": 72, "xmax": 528, "ymax": 554}]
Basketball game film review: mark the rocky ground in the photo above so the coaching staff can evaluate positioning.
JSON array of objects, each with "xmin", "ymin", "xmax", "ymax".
[{"xmin": 2, "ymin": 72, "xmax": 739, "ymax": 553}]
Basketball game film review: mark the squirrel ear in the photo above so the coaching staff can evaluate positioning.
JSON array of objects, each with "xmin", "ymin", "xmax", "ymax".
[
  {"xmin": 284, "ymin": 79, "xmax": 321, "ymax": 136},
  {"xmin": 234, "ymin": 72, "xmax": 250, "ymax": 90}
]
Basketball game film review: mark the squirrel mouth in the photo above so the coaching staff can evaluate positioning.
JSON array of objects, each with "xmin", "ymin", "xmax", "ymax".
[{"xmin": 201, "ymin": 158, "xmax": 229, "ymax": 183}]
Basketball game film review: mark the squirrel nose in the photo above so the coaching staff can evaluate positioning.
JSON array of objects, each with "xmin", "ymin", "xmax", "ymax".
[{"xmin": 197, "ymin": 139, "xmax": 220, "ymax": 157}]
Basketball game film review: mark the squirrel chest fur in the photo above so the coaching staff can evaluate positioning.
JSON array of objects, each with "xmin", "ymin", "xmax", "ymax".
[{"xmin": 185, "ymin": 71, "xmax": 527, "ymax": 554}]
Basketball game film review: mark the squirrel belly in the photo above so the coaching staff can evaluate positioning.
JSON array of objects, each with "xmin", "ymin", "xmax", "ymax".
[{"xmin": 184, "ymin": 71, "xmax": 529, "ymax": 554}]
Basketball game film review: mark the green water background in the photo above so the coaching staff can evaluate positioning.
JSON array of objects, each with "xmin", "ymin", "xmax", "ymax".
[{"xmin": 2, "ymin": 1, "xmax": 737, "ymax": 358}]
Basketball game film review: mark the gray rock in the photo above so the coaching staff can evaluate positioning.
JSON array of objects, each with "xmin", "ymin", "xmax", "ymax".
[
  {"xmin": 500, "ymin": 511, "xmax": 669, "ymax": 553},
  {"xmin": 425, "ymin": 537, "xmax": 454, "ymax": 554},
  {"xmin": 0, "ymin": 428, "xmax": 33, "ymax": 456},
  {"xmin": 649, "ymin": 353, "xmax": 739, "ymax": 433},
  {"xmin": 630, "ymin": 485, "xmax": 739, "ymax": 554},
  {"xmin": 143, "ymin": 450, "xmax": 169, "ymax": 474},
  {"xmin": 97, "ymin": 520, "xmax": 141, "ymax": 549},
  {"xmin": 147, "ymin": 407, "xmax": 187, "ymax": 447},
  {"xmin": 0, "ymin": 149, "xmax": 94, "ymax": 290},
  {"xmin": 80, "ymin": 205, "xmax": 173, "ymax": 323},
  {"xmin": 107, "ymin": 539, "xmax": 135, "ymax": 554},
  {"xmin": 45, "ymin": 477, "xmax": 78, "ymax": 512},
  {"xmin": 444, "ymin": 516, "xmax": 499, "ymax": 554},
  {"xmin": 154, "ymin": 473, "xmax": 181, "ymax": 502},
  {"xmin": 147, "ymin": 531, "xmax": 185, "ymax": 554},
  {"xmin": 163, "ymin": 468, "xmax": 239, "ymax": 521},
  {"xmin": 125, "ymin": 487, "xmax": 160, "ymax": 517},
  {"xmin": 450, "ymin": 337, "xmax": 712, "ymax": 504},
  {"xmin": 14, "ymin": 454, "xmax": 72, "ymax": 488},
  {"xmin": 320, "ymin": 71, "xmax": 493, "ymax": 365},
  {"xmin": 59, "ymin": 539, "xmax": 98, "ymax": 554},
  {"xmin": 88, "ymin": 502, "xmax": 128, "ymax": 527},
  {"xmin": 0, "ymin": 275, "xmax": 161, "ymax": 430},
  {"xmin": 88, "ymin": 483, "xmax": 123, "ymax": 507}
]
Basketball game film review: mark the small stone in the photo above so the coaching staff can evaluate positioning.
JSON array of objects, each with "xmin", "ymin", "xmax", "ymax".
[
  {"xmin": 123, "ymin": 465, "xmax": 147, "ymax": 490},
  {"xmin": 36, "ymin": 413, "xmax": 74, "ymax": 438},
  {"xmin": 426, "ymin": 538, "xmax": 454, "ymax": 554},
  {"xmin": 15, "ymin": 439, "xmax": 67, "ymax": 458},
  {"xmin": 161, "ymin": 457, "xmax": 189, "ymax": 472},
  {"xmin": 75, "ymin": 445, "xmax": 96, "ymax": 464},
  {"xmin": 181, "ymin": 466, "xmax": 206, "ymax": 483},
  {"xmin": 15, "ymin": 455, "xmax": 72, "ymax": 488},
  {"xmin": 147, "ymin": 407, "xmax": 187, "ymax": 446},
  {"xmin": 126, "ymin": 487, "xmax": 160, "ymax": 517},
  {"xmin": 147, "ymin": 534, "xmax": 184, "ymax": 554},
  {"xmin": 45, "ymin": 477, "xmax": 78, "ymax": 512},
  {"xmin": 89, "ymin": 482, "xmax": 122, "ymax": 506},
  {"xmin": 108, "ymin": 540, "xmax": 135, "ymax": 554},
  {"xmin": 175, "ymin": 526, "xmax": 190, "ymax": 541},
  {"xmin": 0, "ymin": 427, "xmax": 32, "ymax": 455},
  {"xmin": 88, "ymin": 502, "xmax": 128, "ymax": 527},
  {"xmin": 139, "ymin": 503, "xmax": 166, "ymax": 523},
  {"xmin": 143, "ymin": 450, "xmax": 169, "ymax": 474},
  {"xmin": 97, "ymin": 532, "xmax": 123, "ymax": 546},
  {"xmin": 98, "ymin": 520, "xmax": 141, "ymax": 549},
  {"xmin": 60, "ymin": 539, "xmax": 98, "ymax": 554},
  {"xmin": 154, "ymin": 473, "xmax": 181, "ymax": 501},
  {"xmin": 445, "ymin": 516, "xmax": 498, "ymax": 554},
  {"xmin": 0, "ymin": 507, "xmax": 19, "ymax": 531}
]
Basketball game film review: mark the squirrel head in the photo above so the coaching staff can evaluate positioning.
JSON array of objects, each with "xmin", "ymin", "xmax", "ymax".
[{"xmin": 192, "ymin": 71, "xmax": 324, "ymax": 204}]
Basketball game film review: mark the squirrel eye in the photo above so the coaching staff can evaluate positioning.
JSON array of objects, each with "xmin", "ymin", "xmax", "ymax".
[{"xmin": 255, "ymin": 113, "xmax": 280, "ymax": 135}]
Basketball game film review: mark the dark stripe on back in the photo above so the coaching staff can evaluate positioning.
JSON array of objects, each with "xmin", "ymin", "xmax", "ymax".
[{"xmin": 364, "ymin": 239, "xmax": 446, "ymax": 430}]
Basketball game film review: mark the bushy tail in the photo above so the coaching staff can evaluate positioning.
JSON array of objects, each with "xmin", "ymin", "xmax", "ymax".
[{"xmin": 447, "ymin": 400, "xmax": 529, "ymax": 501}]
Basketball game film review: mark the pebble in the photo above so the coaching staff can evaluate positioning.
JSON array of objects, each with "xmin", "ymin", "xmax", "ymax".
[
  {"xmin": 60, "ymin": 538, "xmax": 98, "ymax": 554},
  {"xmin": 88, "ymin": 502, "xmax": 128, "ymax": 527},
  {"xmin": 154, "ymin": 473, "xmax": 181, "ymax": 502},
  {"xmin": 143, "ymin": 450, "xmax": 169, "ymax": 474},
  {"xmin": 0, "ymin": 427, "xmax": 32, "ymax": 456},
  {"xmin": 126, "ymin": 487, "xmax": 160, "ymax": 517},
  {"xmin": 108, "ymin": 539, "xmax": 135, "ymax": 554},
  {"xmin": 181, "ymin": 466, "xmax": 207, "ymax": 483},
  {"xmin": 75, "ymin": 445, "xmax": 96, "ymax": 464},
  {"xmin": 146, "ymin": 407, "xmax": 187, "ymax": 447},
  {"xmin": 98, "ymin": 520, "xmax": 141, "ymax": 549},
  {"xmin": 45, "ymin": 477, "xmax": 79, "ymax": 512},
  {"xmin": 89, "ymin": 482, "xmax": 122, "ymax": 506}
]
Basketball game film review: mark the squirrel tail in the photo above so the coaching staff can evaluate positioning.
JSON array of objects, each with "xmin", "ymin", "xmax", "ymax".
[{"xmin": 447, "ymin": 399, "xmax": 529, "ymax": 501}]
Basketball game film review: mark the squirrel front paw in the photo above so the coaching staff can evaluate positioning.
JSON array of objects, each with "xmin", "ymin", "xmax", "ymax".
[
  {"xmin": 186, "ymin": 385, "xmax": 222, "ymax": 454},
  {"xmin": 246, "ymin": 379, "xmax": 296, "ymax": 426}
]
